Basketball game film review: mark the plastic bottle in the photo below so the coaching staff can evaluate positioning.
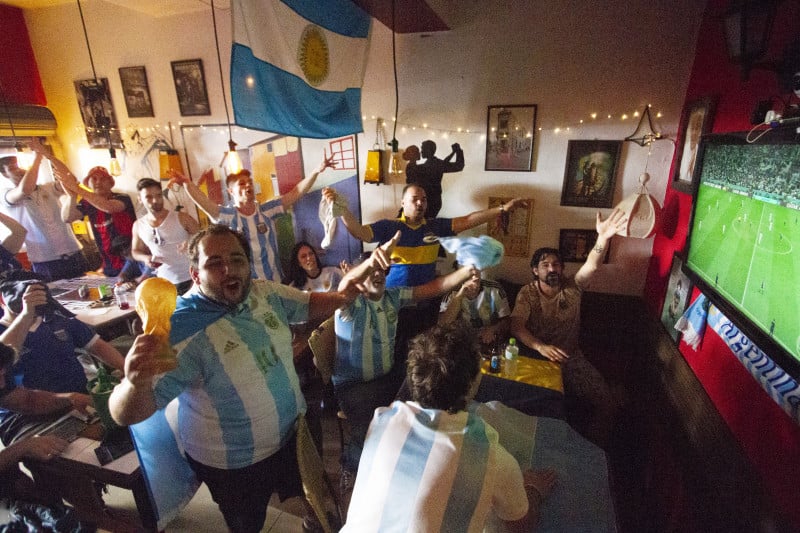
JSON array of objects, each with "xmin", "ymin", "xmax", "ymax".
[
  {"xmin": 504, "ymin": 337, "xmax": 519, "ymax": 378},
  {"xmin": 114, "ymin": 284, "xmax": 131, "ymax": 310}
]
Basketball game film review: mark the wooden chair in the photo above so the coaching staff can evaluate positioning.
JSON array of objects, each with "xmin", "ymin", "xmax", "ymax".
[
  {"xmin": 296, "ymin": 414, "xmax": 343, "ymax": 532},
  {"xmin": 307, "ymin": 317, "xmax": 347, "ymax": 451}
]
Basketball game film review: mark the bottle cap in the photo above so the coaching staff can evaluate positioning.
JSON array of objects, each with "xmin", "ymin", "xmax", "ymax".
[{"xmin": 509, "ymin": 338, "xmax": 516, "ymax": 345}]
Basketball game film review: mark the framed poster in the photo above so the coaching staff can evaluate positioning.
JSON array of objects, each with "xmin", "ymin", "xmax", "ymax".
[
  {"xmin": 560, "ymin": 139, "xmax": 621, "ymax": 208},
  {"xmin": 485, "ymin": 104, "xmax": 537, "ymax": 171},
  {"xmin": 171, "ymin": 59, "xmax": 211, "ymax": 116},
  {"xmin": 559, "ymin": 229, "xmax": 609, "ymax": 263},
  {"xmin": 660, "ymin": 253, "xmax": 692, "ymax": 343},
  {"xmin": 486, "ymin": 197, "xmax": 534, "ymax": 257},
  {"xmin": 118, "ymin": 66, "xmax": 154, "ymax": 118},
  {"xmin": 672, "ymin": 96, "xmax": 717, "ymax": 194},
  {"xmin": 73, "ymin": 77, "xmax": 122, "ymax": 148}
]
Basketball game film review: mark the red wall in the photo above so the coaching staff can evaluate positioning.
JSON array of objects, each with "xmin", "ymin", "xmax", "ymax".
[
  {"xmin": 644, "ymin": 0, "xmax": 800, "ymax": 527},
  {"xmin": 0, "ymin": 4, "xmax": 46, "ymax": 105}
]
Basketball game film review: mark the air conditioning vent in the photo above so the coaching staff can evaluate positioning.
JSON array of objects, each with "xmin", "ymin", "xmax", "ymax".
[{"xmin": 0, "ymin": 104, "xmax": 57, "ymax": 138}]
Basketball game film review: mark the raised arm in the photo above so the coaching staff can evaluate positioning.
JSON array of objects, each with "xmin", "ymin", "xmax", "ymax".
[
  {"xmin": 280, "ymin": 154, "xmax": 336, "ymax": 209},
  {"xmin": 441, "ymin": 143, "xmax": 465, "ymax": 172},
  {"xmin": 412, "ymin": 265, "xmax": 478, "ymax": 301},
  {"xmin": 452, "ymin": 198, "xmax": 528, "ymax": 234},
  {"xmin": 4, "ymin": 151, "xmax": 42, "ymax": 205},
  {"xmin": 574, "ymin": 208, "xmax": 627, "ymax": 288},
  {"xmin": 0, "ymin": 285, "xmax": 47, "ymax": 354},
  {"xmin": 337, "ymin": 231, "xmax": 400, "ymax": 293},
  {"xmin": 167, "ymin": 170, "xmax": 220, "ymax": 220},
  {"xmin": 109, "ymin": 335, "xmax": 161, "ymax": 425},
  {"xmin": 0, "ymin": 212, "xmax": 27, "ymax": 254},
  {"xmin": 323, "ymin": 187, "xmax": 373, "ymax": 242}
]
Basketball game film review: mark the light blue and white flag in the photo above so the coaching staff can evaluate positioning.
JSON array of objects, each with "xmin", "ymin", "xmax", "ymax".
[
  {"xmin": 675, "ymin": 293, "xmax": 710, "ymax": 350},
  {"xmin": 231, "ymin": 0, "xmax": 371, "ymax": 139}
]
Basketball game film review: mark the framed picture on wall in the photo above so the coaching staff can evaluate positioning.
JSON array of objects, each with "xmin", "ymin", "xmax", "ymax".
[
  {"xmin": 486, "ymin": 196, "xmax": 534, "ymax": 257},
  {"xmin": 660, "ymin": 253, "xmax": 692, "ymax": 343},
  {"xmin": 671, "ymin": 96, "xmax": 716, "ymax": 194},
  {"xmin": 484, "ymin": 104, "xmax": 537, "ymax": 171},
  {"xmin": 171, "ymin": 59, "xmax": 211, "ymax": 116},
  {"xmin": 118, "ymin": 66, "xmax": 154, "ymax": 118},
  {"xmin": 559, "ymin": 229, "xmax": 608, "ymax": 263},
  {"xmin": 73, "ymin": 77, "xmax": 122, "ymax": 148},
  {"xmin": 560, "ymin": 140, "xmax": 621, "ymax": 208}
]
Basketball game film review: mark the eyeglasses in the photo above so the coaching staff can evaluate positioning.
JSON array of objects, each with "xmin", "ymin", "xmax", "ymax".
[{"xmin": 152, "ymin": 227, "xmax": 163, "ymax": 246}]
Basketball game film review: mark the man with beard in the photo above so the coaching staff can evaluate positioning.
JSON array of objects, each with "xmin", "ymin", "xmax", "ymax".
[
  {"xmin": 109, "ymin": 224, "xmax": 378, "ymax": 533},
  {"xmin": 510, "ymin": 208, "xmax": 626, "ymax": 449},
  {"xmin": 131, "ymin": 178, "xmax": 198, "ymax": 294}
]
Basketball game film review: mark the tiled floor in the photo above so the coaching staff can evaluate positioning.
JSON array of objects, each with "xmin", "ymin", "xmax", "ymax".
[{"xmin": 98, "ymin": 407, "xmax": 344, "ymax": 532}]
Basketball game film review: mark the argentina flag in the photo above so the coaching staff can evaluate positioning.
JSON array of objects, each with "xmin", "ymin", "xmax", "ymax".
[{"xmin": 231, "ymin": 0, "xmax": 371, "ymax": 139}]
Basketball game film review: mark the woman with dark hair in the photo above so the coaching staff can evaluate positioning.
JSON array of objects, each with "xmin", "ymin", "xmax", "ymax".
[{"xmin": 285, "ymin": 241, "xmax": 342, "ymax": 292}]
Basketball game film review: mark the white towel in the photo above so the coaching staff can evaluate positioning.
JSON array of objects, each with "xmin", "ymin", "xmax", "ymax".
[{"xmin": 319, "ymin": 193, "xmax": 348, "ymax": 249}]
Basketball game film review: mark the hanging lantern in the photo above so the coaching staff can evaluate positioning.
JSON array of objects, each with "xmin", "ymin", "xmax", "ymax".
[
  {"xmin": 613, "ymin": 173, "xmax": 662, "ymax": 238},
  {"xmin": 364, "ymin": 118, "xmax": 386, "ymax": 184}
]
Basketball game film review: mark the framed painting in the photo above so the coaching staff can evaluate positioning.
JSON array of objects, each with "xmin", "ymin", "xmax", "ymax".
[
  {"xmin": 118, "ymin": 66, "xmax": 154, "ymax": 118},
  {"xmin": 560, "ymin": 139, "xmax": 621, "ymax": 208},
  {"xmin": 660, "ymin": 253, "xmax": 692, "ymax": 342},
  {"xmin": 171, "ymin": 59, "xmax": 211, "ymax": 116},
  {"xmin": 671, "ymin": 96, "xmax": 717, "ymax": 194},
  {"xmin": 485, "ymin": 104, "xmax": 537, "ymax": 171},
  {"xmin": 73, "ymin": 77, "xmax": 122, "ymax": 148},
  {"xmin": 559, "ymin": 229, "xmax": 609, "ymax": 263},
  {"xmin": 486, "ymin": 196, "xmax": 534, "ymax": 257}
]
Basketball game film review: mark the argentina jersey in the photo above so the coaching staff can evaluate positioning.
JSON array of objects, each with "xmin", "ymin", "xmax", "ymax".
[
  {"xmin": 216, "ymin": 199, "xmax": 284, "ymax": 281},
  {"xmin": 343, "ymin": 401, "xmax": 505, "ymax": 532}
]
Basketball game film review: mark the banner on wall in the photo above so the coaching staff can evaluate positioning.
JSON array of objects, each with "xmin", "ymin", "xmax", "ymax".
[
  {"xmin": 230, "ymin": 0, "xmax": 371, "ymax": 139},
  {"xmin": 706, "ymin": 304, "xmax": 800, "ymax": 425}
]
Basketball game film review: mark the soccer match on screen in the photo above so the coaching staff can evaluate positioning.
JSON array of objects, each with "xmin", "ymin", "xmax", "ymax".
[{"xmin": 686, "ymin": 141, "xmax": 800, "ymax": 364}]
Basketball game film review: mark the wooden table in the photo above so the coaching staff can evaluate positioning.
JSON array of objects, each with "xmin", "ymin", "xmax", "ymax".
[
  {"xmin": 49, "ymin": 276, "xmax": 137, "ymax": 339},
  {"xmin": 31, "ymin": 423, "xmax": 157, "ymax": 531}
]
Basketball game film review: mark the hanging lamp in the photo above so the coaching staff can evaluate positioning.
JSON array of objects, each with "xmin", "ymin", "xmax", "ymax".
[
  {"xmin": 211, "ymin": 0, "xmax": 243, "ymax": 176},
  {"xmin": 387, "ymin": 0, "xmax": 403, "ymax": 178}
]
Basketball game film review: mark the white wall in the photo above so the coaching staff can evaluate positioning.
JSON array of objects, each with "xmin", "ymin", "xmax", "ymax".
[{"xmin": 23, "ymin": 0, "xmax": 705, "ymax": 295}]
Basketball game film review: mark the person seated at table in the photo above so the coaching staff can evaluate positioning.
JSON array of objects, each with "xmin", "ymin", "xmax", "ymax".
[
  {"xmin": 109, "ymin": 235, "xmax": 152, "ymax": 289},
  {"xmin": 0, "ymin": 270, "xmax": 125, "ymax": 444},
  {"xmin": 342, "ymin": 322, "xmax": 556, "ymax": 532},
  {"xmin": 285, "ymin": 241, "xmax": 343, "ymax": 292},
  {"xmin": 333, "ymin": 237, "xmax": 477, "ymax": 499},
  {"xmin": 166, "ymin": 154, "xmax": 336, "ymax": 281},
  {"xmin": 439, "ymin": 269, "xmax": 511, "ymax": 350},
  {"xmin": 510, "ymin": 209, "xmax": 626, "ymax": 449},
  {"xmin": 0, "ymin": 211, "xmax": 27, "ymax": 273}
]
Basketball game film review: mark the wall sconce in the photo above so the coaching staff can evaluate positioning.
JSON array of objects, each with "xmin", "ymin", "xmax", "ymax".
[{"xmin": 723, "ymin": 0, "xmax": 781, "ymax": 80}]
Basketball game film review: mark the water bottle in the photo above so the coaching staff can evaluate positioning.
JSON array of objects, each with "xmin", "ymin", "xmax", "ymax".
[{"xmin": 504, "ymin": 338, "xmax": 519, "ymax": 378}]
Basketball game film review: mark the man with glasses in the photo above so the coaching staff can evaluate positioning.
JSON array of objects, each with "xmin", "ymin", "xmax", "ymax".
[{"xmin": 131, "ymin": 178, "xmax": 199, "ymax": 294}]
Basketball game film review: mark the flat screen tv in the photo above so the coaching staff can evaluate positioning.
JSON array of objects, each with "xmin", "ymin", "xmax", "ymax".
[{"xmin": 683, "ymin": 129, "xmax": 800, "ymax": 380}]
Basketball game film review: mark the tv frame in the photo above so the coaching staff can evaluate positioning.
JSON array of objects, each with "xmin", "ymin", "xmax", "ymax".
[{"xmin": 682, "ymin": 129, "xmax": 800, "ymax": 380}]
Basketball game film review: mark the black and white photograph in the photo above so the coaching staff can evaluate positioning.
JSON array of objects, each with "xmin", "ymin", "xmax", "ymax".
[
  {"xmin": 118, "ymin": 66, "xmax": 154, "ymax": 118},
  {"xmin": 171, "ymin": 59, "xmax": 211, "ymax": 116},
  {"xmin": 73, "ymin": 77, "xmax": 122, "ymax": 148}
]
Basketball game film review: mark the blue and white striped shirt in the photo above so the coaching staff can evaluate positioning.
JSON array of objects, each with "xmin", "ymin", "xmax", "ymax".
[
  {"xmin": 343, "ymin": 401, "xmax": 528, "ymax": 532},
  {"xmin": 333, "ymin": 288, "xmax": 414, "ymax": 387},
  {"xmin": 216, "ymin": 199, "xmax": 284, "ymax": 281},
  {"xmin": 155, "ymin": 282, "xmax": 309, "ymax": 469}
]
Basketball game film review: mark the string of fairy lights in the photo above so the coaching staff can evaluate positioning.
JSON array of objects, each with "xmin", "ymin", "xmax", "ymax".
[
  {"xmin": 70, "ymin": 104, "xmax": 669, "ymax": 156},
  {"xmin": 361, "ymin": 105, "xmax": 668, "ymax": 143}
]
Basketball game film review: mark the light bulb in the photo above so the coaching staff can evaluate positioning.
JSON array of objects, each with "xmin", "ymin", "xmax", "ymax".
[
  {"xmin": 389, "ymin": 151, "xmax": 403, "ymax": 176},
  {"xmin": 225, "ymin": 139, "xmax": 243, "ymax": 175},
  {"xmin": 108, "ymin": 147, "xmax": 122, "ymax": 176}
]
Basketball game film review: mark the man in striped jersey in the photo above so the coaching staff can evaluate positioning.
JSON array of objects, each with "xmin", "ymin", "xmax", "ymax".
[
  {"xmin": 109, "ymin": 224, "xmax": 363, "ymax": 532},
  {"xmin": 342, "ymin": 323, "xmax": 556, "ymax": 532},
  {"xmin": 439, "ymin": 273, "xmax": 512, "ymax": 348},
  {"xmin": 167, "ymin": 154, "xmax": 335, "ymax": 282},
  {"xmin": 333, "ymin": 244, "xmax": 478, "ymax": 496}
]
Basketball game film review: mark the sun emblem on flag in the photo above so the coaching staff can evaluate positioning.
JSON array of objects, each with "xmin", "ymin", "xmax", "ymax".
[{"xmin": 298, "ymin": 24, "xmax": 329, "ymax": 87}]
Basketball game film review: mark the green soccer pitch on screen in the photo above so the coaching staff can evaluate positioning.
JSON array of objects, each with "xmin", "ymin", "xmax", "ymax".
[{"xmin": 684, "ymin": 131, "xmax": 800, "ymax": 379}]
